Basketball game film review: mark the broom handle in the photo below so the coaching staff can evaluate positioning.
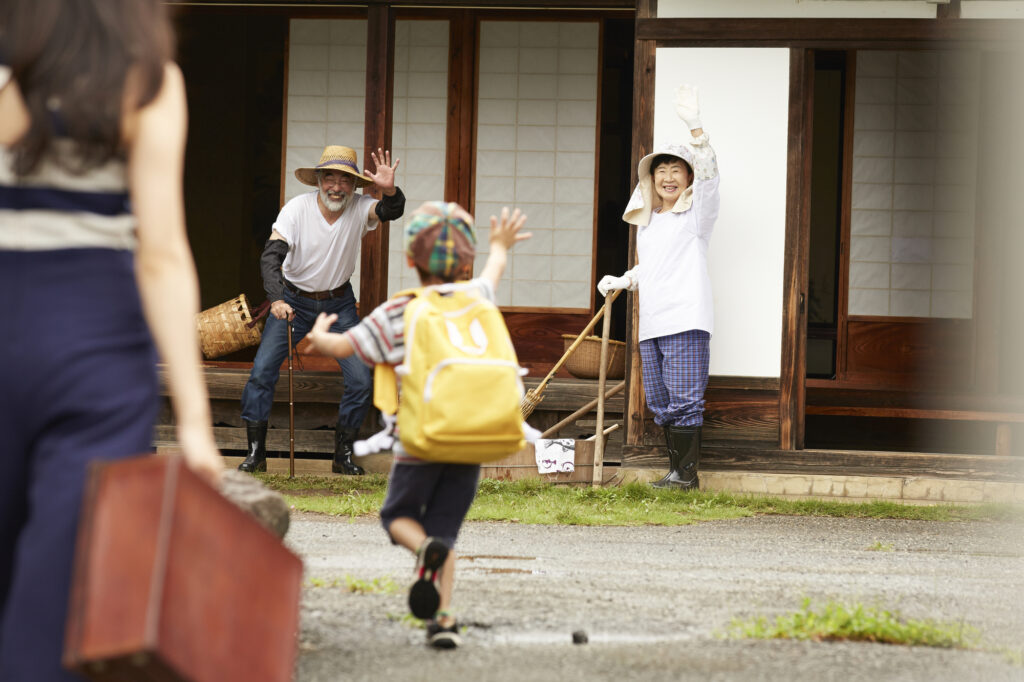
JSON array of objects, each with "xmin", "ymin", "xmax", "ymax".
[
  {"xmin": 540, "ymin": 381, "xmax": 625, "ymax": 439},
  {"xmin": 533, "ymin": 288, "xmax": 621, "ymax": 395}
]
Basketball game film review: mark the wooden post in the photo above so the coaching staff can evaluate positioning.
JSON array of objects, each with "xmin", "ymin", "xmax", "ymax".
[
  {"xmin": 359, "ymin": 4, "xmax": 395, "ymax": 315},
  {"xmin": 779, "ymin": 48, "xmax": 813, "ymax": 451},
  {"xmin": 624, "ymin": 0, "xmax": 657, "ymax": 450},
  {"xmin": 995, "ymin": 423, "xmax": 1011, "ymax": 457},
  {"xmin": 446, "ymin": 11, "xmax": 476, "ymax": 208}
]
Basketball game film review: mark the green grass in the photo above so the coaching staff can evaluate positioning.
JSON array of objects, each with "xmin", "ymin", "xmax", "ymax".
[
  {"xmin": 307, "ymin": 574, "xmax": 400, "ymax": 595},
  {"xmin": 386, "ymin": 612, "xmax": 426, "ymax": 629},
  {"xmin": 865, "ymin": 541, "xmax": 895, "ymax": 552},
  {"xmin": 728, "ymin": 598, "xmax": 983, "ymax": 649},
  {"xmin": 259, "ymin": 474, "xmax": 1023, "ymax": 525}
]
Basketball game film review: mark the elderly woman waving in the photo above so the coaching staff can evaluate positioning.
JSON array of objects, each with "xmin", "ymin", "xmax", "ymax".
[{"xmin": 597, "ymin": 84, "xmax": 720, "ymax": 490}]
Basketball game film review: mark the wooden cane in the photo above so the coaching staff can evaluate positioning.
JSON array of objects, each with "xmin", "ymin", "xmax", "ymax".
[
  {"xmin": 592, "ymin": 291, "xmax": 615, "ymax": 488},
  {"xmin": 287, "ymin": 322, "xmax": 295, "ymax": 479}
]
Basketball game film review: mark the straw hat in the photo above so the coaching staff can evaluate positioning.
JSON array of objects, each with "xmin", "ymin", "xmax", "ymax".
[
  {"xmin": 622, "ymin": 141, "xmax": 697, "ymax": 227},
  {"xmin": 294, "ymin": 145, "xmax": 373, "ymax": 188}
]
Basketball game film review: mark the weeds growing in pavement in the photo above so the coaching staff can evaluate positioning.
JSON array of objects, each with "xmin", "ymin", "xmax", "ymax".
[
  {"xmin": 728, "ymin": 598, "xmax": 983, "ymax": 649},
  {"xmin": 307, "ymin": 574, "xmax": 400, "ymax": 595},
  {"xmin": 865, "ymin": 541, "xmax": 895, "ymax": 552},
  {"xmin": 259, "ymin": 474, "xmax": 1023, "ymax": 525},
  {"xmin": 386, "ymin": 612, "xmax": 425, "ymax": 629}
]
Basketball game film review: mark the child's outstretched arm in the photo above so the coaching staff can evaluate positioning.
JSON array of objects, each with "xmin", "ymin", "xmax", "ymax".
[
  {"xmin": 479, "ymin": 206, "xmax": 530, "ymax": 292},
  {"xmin": 306, "ymin": 312, "xmax": 355, "ymax": 359}
]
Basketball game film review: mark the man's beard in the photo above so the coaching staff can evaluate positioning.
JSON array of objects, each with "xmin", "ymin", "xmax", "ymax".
[{"xmin": 319, "ymin": 186, "xmax": 353, "ymax": 214}]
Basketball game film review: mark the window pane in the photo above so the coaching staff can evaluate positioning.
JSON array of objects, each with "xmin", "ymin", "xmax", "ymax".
[
  {"xmin": 476, "ymin": 21, "xmax": 599, "ymax": 309},
  {"xmin": 388, "ymin": 20, "xmax": 451, "ymax": 297},
  {"xmin": 285, "ymin": 19, "xmax": 368, "ymax": 290},
  {"xmin": 848, "ymin": 50, "xmax": 979, "ymax": 319}
]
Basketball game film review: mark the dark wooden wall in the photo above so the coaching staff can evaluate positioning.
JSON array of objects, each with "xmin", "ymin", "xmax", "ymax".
[
  {"xmin": 622, "ymin": 377, "xmax": 780, "ymax": 466},
  {"xmin": 176, "ymin": 8, "xmax": 634, "ymax": 373},
  {"xmin": 841, "ymin": 318, "xmax": 974, "ymax": 391},
  {"xmin": 175, "ymin": 11, "xmax": 286, "ymax": 314}
]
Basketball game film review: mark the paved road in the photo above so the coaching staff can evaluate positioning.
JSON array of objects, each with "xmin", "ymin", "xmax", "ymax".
[{"xmin": 287, "ymin": 514, "xmax": 1024, "ymax": 682}]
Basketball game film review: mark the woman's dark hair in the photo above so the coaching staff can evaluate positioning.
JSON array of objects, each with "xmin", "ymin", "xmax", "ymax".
[
  {"xmin": 650, "ymin": 154, "xmax": 692, "ymax": 177},
  {"xmin": 1, "ymin": 0, "xmax": 174, "ymax": 176}
]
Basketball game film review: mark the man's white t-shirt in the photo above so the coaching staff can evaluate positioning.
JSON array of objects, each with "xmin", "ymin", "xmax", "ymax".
[{"xmin": 274, "ymin": 191, "xmax": 378, "ymax": 292}]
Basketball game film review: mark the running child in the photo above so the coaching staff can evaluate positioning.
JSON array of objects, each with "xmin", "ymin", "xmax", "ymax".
[{"xmin": 306, "ymin": 201, "xmax": 530, "ymax": 648}]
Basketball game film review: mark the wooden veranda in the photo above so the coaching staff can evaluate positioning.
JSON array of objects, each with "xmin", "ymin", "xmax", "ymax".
[{"xmin": 155, "ymin": 365, "xmax": 1024, "ymax": 484}]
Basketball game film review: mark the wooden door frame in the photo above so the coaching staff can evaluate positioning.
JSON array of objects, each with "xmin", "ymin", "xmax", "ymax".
[{"xmin": 622, "ymin": 12, "xmax": 1023, "ymax": 451}]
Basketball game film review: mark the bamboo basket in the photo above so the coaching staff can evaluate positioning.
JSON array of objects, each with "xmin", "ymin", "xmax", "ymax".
[
  {"xmin": 520, "ymin": 288, "xmax": 621, "ymax": 419},
  {"xmin": 196, "ymin": 294, "xmax": 265, "ymax": 360},
  {"xmin": 561, "ymin": 335, "xmax": 626, "ymax": 380}
]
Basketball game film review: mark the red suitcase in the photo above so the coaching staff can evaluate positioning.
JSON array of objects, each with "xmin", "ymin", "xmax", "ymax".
[{"xmin": 63, "ymin": 455, "xmax": 303, "ymax": 681}]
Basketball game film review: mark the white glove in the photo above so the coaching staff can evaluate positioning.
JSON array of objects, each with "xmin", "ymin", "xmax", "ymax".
[
  {"xmin": 597, "ymin": 273, "xmax": 633, "ymax": 297},
  {"xmin": 675, "ymin": 84, "xmax": 702, "ymax": 130}
]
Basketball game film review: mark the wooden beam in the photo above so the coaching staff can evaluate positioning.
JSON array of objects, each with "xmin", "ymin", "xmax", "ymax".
[
  {"xmin": 175, "ymin": 0, "xmax": 636, "ymax": 8},
  {"xmin": 624, "ymin": 0, "xmax": 655, "ymax": 449},
  {"xmin": 445, "ymin": 11, "xmax": 477, "ymax": 208},
  {"xmin": 698, "ymin": 445, "xmax": 1024, "ymax": 482},
  {"xmin": 936, "ymin": 0, "xmax": 962, "ymax": 20},
  {"xmin": 805, "ymin": 406, "xmax": 1024, "ymax": 423},
  {"xmin": 622, "ymin": 442, "xmax": 1024, "ymax": 481},
  {"xmin": 973, "ymin": 51, "xmax": 1012, "ymax": 394},
  {"xmin": 360, "ymin": 3, "xmax": 395, "ymax": 315},
  {"xmin": 806, "ymin": 386, "xmax": 1024, "ymax": 416},
  {"xmin": 157, "ymin": 425, "xmax": 335, "ymax": 453},
  {"xmin": 636, "ymin": 17, "xmax": 1022, "ymax": 46},
  {"xmin": 779, "ymin": 48, "xmax": 813, "ymax": 450},
  {"xmin": 835, "ymin": 50, "xmax": 855, "ymax": 381}
]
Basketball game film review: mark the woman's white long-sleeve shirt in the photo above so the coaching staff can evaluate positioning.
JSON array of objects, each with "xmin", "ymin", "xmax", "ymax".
[{"xmin": 629, "ymin": 137, "xmax": 720, "ymax": 342}]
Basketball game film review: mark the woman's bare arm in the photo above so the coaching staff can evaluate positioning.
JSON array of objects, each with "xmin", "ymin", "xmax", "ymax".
[{"xmin": 128, "ymin": 63, "xmax": 222, "ymax": 482}]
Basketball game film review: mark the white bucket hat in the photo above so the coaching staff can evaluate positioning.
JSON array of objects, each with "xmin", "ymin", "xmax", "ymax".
[{"xmin": 622, "ymin": 141, "xmax": 697, "ymax": 227}]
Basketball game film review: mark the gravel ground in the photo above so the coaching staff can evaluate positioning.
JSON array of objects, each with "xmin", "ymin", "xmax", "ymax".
[{"xmin": 286, "ymin": 514, "xmax": 1024, "ymax": 682}]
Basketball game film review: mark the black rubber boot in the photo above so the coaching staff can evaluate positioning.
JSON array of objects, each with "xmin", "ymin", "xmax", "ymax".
[
  {"xmin": 652, "ymin": 425, "xmax": 681, "ymax": 487},
  {"xmin": 333, "ymin": 423, "xmax": 366, "ymax": 476},
  {"xmin": 238, "ymin": 420, "xmax": 268, "ymax": 473},
  {"xmin": 651, "ymin": 425, "xmax": 700, "ymax": 490}
]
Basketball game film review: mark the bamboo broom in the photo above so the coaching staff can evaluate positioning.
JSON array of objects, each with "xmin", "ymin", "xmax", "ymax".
[{"xmin": 520, "ymin": 288, "xmax": 621, "ymax": 419}]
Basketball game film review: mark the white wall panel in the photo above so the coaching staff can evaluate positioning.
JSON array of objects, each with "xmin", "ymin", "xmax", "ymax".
[
  {"xmin": 658, "ymin": 0, "xmax": 935, "ymax": 18},
  {"xmin": 655, "ymin": 48, "xmax": 790, "ymax": 377},
  {"xmin": 286, "ymin": 19, "xmax": 368, "ymax": 293},
  {"xmin": 476, "ymin": 21, "xmax": 599, "ymax": 309}
]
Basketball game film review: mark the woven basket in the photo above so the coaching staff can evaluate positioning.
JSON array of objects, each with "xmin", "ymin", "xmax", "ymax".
[
  {"xmin": 561, "ymin": 334, "xmax": 626, "ymax": 380},
  {"xmin": 196, "ymin": 294, "xmax": 265, "ymax": 360}
]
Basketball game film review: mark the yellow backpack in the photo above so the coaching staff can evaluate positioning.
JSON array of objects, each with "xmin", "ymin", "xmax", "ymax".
[{"xmin": 373, "ymin": 283, "xmax": 526, "ymax": 463}]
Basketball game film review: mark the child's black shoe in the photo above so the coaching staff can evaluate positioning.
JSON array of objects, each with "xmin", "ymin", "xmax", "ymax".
[
  {"xmin": 425, "ymin": 618, "xmax": 461, "ymax": 649},
  {"xmin": 409, "ymin": 537, "xmax": 448, "ymax": 619}
]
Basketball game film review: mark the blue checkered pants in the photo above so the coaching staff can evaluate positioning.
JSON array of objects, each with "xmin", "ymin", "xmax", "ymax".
[{"xmin": 638, "ymin": 330, "xmax": 710, "ymax": 427}]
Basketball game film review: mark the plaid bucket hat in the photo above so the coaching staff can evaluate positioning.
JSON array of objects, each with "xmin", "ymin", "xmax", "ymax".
[
  {"xmin": 404, "ymin": 201, "xmax": 477, "ymax": 279},
  {"xmin": 294, "ymin": 145, "xmax": 373, "ymax": 188}
]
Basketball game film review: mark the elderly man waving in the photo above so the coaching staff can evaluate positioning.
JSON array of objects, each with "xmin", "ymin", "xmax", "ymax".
[{"xmin": 239, "ymin": 145, "xmax": 405, "ymax": 475}]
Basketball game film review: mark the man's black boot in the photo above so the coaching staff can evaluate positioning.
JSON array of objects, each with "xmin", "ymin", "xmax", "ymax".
[
  {"xmin": 333, "ymin": 423, "xmax": 365, "ymax": 476},
  {"xmin": 238, "ymin": 420, "xmax": 268, "ymax": 473},
  {"xmin": 651, "ymin": 425, "xmax": 700, "ymax": 490}
]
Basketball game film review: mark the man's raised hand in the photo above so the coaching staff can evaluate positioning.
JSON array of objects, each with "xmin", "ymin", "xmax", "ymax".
[{"xmin": 365, "ymin": 148, "xmax": 400, "ymax": 194}]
